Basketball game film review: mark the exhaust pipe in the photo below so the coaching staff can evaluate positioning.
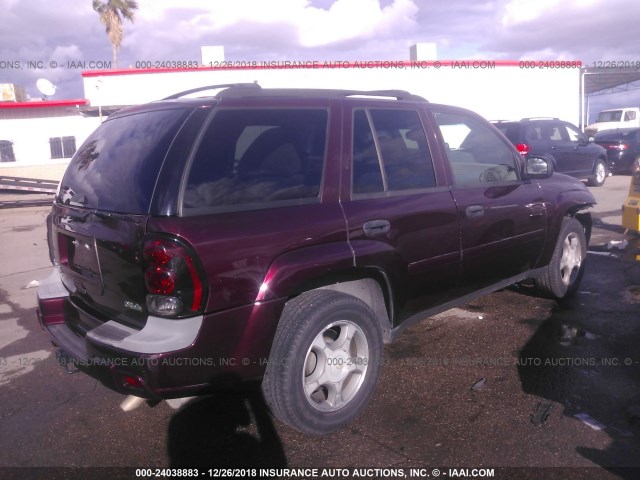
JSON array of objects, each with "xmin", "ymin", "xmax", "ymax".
[{"xmin": 120, "ymin": 395, "xmax": 146, "ymax": 412}]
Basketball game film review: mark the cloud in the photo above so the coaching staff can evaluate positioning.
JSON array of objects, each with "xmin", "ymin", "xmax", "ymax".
[
  {"xmin": 488, "ymin": 0, "xmax": 640, "ymax": 61},
  {"xmin": 0, "ymin": 0, "xmax": 638, "ymax": 103},
  {"xmin": 298, "ymin": 0, "xmax": 418, "ymax": 47},
  {"xmin": 127, "ymin": 0, "xmax": 418, "ymax": 53}
]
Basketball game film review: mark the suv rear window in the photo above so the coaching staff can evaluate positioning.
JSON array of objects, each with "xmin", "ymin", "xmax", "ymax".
[
  {"xmin": 57, "ymin": 108, "xmax": 190, "ymax": 214},
  {"xmin": 183, "ymin": 108, "xmax": 327, "ymax": 213},
  {"xmin": 493, "ymin": 122, "xmax": 520, "ymax": 143}
]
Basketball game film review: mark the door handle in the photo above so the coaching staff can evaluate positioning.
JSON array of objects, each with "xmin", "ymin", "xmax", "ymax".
[
  {"xmin": 465, "ymin": 205, "xmax": 484, "ymax": 219},
  {"xmin": 362, "ymin": 219, "xmax": 390, "ymax": 237}
]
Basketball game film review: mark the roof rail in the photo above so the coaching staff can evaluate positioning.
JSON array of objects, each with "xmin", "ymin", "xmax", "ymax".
[
  {"xmin": 162, "ymin": 83, "xmax": 261, "ymax": 100},
  {"xmin": 520, "ymin": 117, "xmax": 559, "ymax": 121},
  {"xmin": 343, "ymin": 90, "xmax": 427, "ymax": 101},
  {"xmin": 162, "ymin": 84, "xmax": 427, "ymax": 102}
]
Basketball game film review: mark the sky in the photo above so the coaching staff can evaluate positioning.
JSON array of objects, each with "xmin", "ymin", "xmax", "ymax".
[{"xmin": 1, "ymin": 0, "xmax": 640, "ymax": 116}]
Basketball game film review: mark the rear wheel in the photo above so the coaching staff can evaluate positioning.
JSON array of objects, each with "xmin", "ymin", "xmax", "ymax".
[
  {"xmin": 261, "ymin": 289, "xmax": 383, "ymax": 435},
  {"xmin": 535, "ymin": 217, "xmax": 587, "ymax": 299},
  {"xmin": 587, "ymin": 160, "xmax": 607, "ymax": 187}
]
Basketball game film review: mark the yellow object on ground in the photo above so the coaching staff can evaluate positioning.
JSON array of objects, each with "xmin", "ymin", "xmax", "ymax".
[{"xmin": 622, "ymin": 160, "xmax": 640, "ymax": 233}]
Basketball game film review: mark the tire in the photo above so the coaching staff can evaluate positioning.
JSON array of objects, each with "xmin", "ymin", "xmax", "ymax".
[
  {"xmin": 587, "ymin": 159, "xmax": 607, "ymax": 187},
  {"xmin": 535, "ymin": 217, "xmax": 587, "ymax": 299},
  {"xmin": 261, "ymin": 289, "xmax": 383, "ymax": 435}
]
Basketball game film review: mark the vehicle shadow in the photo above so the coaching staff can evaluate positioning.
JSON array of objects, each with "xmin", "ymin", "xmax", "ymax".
[
  {"xmin": 590, "ymin": 213, "xmax": 628, "ymax": 236},
  {"xmin": 516, "ymin": 273, "xmax": 640, "ymax": 478},
  {"xmin": 167, "ymin": 384, "xmax": 287, "ymax": 469}
]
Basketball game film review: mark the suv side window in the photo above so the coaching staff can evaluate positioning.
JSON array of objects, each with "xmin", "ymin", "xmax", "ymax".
[
  {"xmin": 352, "ymin": 109, "xmax": 436, "ymax": 194},
  {"xmin": 564, "ymin": 123, "xmax": 585, "ymax": 143},
  {"xmin": 183, "ymin": 108, "xmax": 327, "ymax": 213},
  {"xmin": 540, "ymin": 123, "xmax": 565, "ymax": 142},
  {"xmin": 434, "ymin": 111, "xmax": 518, "ymax": 187}
]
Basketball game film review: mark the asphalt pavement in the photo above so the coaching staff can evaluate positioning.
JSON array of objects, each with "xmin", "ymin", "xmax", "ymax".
[{"xmin": 0, "ymin": 176, "xmax": 638, "ymax": 480}]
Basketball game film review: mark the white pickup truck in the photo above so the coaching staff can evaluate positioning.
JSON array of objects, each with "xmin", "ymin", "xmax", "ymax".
[{"xmin": 585, "ymin": 107, "xmax": 640, "ymax": 136}]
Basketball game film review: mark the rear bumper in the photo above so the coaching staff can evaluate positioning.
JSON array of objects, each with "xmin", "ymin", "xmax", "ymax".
[
  {"xmin": 37, "ymin": 269, "xmax": 285, "ymax": 399},
  {"xmin": 605, "ymin": 152, "xmax": 636, "ymax": 174}
]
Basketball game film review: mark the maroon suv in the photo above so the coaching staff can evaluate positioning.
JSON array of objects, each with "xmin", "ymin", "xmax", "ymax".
[{"xmin": 38, "ymin": 84, "xmax": 595, "ymax": 434}]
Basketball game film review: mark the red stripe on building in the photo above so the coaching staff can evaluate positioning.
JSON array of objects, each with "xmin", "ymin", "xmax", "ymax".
[{"xmin": 0, "ymin": 99, "xmax": 88, "ymax": 109}]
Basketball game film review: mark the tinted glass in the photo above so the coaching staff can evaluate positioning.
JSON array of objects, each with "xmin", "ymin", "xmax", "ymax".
[
  {"xmin": 352, "ymin": 110, "xmax": 384, "ymax": 194},
  {"xmin": 435, "ymin": 111, "xmax": 518, "ymax": 186},
  {"xmin": 493, "ymin": 123, "xmax": 520, "ymax": 143},
  {"xmin": 184, "ymin": 109, "xmax": 327, "ymax": 212},
  {"xmin": 565, "ymin": 123, "xmax": 583, "ymax": 142},
  {"xmin": 544, "ymin": 124, "xmax": 565, "ymax": 142},
  {"xmin": 352, "ymin": 109, "xmax": 436, "ymax": 194},
  {"xmin": 370, "ymin": 109, "xmax": 436, "ymax": 190},
  {"xmin": 58, "ymin": 108, "xmax": 189, "ymax": 214}
]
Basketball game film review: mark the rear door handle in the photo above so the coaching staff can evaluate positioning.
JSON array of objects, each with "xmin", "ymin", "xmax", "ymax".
[
  {"xmin": 362, "ymin": 219, "xmax": 390, "ymax": 237},
  {"xmin": 465, "ymin": 205, "xmax": 484, "ymax": 219}
]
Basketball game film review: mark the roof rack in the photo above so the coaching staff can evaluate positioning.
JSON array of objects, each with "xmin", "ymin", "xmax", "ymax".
[
  {"xmin": 162, "ymin": 83, "xmax": 260, "ymax": 100},
  {"xmin": 162, "ymin": 84, "xmax": 427, "ymax": 102},
  {"xmin": 520, "ymin": 117, "xmax": 559, "ymax": 121},
  {"xmin": 343, "ymin": 90, "xmax": 427, "ymax": 101},
  {"xmin": 216, "ymin": 87, "xmax": 427, "ymax": 101}
]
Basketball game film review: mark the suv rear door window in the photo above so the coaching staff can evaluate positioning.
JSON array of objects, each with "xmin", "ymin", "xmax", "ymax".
[
  {"xmin": 352, "ymin": 109, "xmax": 436, "ymax": 194},
  {"xmin": 183, "ymin": 109, "xmax": 327, "ymax": 213}
]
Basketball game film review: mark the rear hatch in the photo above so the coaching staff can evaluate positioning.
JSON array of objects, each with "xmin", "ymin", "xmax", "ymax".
[{"xmin": 50, "ymin": 106, "xmax": 193, "ymax": 331}]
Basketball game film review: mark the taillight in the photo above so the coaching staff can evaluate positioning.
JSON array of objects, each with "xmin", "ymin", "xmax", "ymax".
[
  {"xmin": 606, "ymin": 143, "xmax": 629, "ymax": 151},
  {"xmin": 142, "ymin": 237, "xmax": 206, "ymax": 317},
  {"xmin": 516, "ymin": 143, "xmax": 530, "ymax": 155}
]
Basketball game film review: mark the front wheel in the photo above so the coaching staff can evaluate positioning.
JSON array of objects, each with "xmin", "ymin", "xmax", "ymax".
[
  {"xmin": 587, "ymin": 160, "xmax": 607, "ymax": 187},
  {"xmin": 535, "ymin": 217, "xmax": 587, "ymax": 299},
  {"xmin": 262, "ymin": 290, "xmax": 383, "ymax": 435}
]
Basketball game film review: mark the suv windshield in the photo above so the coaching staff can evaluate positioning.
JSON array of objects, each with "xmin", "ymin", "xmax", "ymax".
[
  {"xmin": 597, "ymin": 110, "xmax": 622, "ymax": 122},
  {"xmin": 57, "ymin": 108, "xmax": 190, "ymax": 214}
]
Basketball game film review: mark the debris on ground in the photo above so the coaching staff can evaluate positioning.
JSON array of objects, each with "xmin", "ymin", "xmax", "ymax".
[
  {"xmin": 471, "ymin": 377, "xmax": 486, "ymax": 391},
  {"xmin": 531, "ymin": 401, "xmax": 554, "ymax": 426},
  {"xmin": 574, "ymin": 412, "xmax": 606, "ymax": 431}
]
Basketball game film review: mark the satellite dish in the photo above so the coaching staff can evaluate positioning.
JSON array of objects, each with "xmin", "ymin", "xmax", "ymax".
[{"xmin": 36, "ymin": 78, "xmax": 57, "ymax": 98}]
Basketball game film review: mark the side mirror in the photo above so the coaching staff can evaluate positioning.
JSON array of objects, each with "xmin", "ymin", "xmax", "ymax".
[
  {"xmin": 578, "ymin": 135, "xmax": 589, "ymax": 146},
  {"xmin": 525, "ymin": 156, "xmax": 554, "ymax": 179}
]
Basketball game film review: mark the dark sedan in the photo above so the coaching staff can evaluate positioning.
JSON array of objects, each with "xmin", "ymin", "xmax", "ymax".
[{"xmin": 593, "ymin": 128, "xmax": 640, "ymax": 174}]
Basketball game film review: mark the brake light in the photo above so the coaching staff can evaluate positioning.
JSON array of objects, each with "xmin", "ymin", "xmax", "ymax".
[
  {"xmin": 606, "ymin": 143, "xmax": 629, "ymax": 151},
  {"xmin": 516, "ymin": 143, "xmax": 530, "ymax": 155},
  {"xmin": 142, "ymin": 238, "xmax": 206, "ymax": 317}
]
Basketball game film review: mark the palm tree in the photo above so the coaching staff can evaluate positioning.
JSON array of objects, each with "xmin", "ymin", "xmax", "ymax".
[{"xmin": 93, "ymin": 0, "xmax": 138, "ymax": 68}]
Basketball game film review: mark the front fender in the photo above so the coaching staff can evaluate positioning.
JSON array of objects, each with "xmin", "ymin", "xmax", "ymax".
[{"xmin": 537, "ymin": 175, "xmax": 595, "ymax": 267}]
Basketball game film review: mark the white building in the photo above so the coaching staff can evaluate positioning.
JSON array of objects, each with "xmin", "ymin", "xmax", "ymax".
[
  {"xmin": 1, "ymin": 45, "xmax": 583, "ymax": 181},
  {"xmin": 0, "ymin": 99, "xmax": 101, "ymax": 180}
]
